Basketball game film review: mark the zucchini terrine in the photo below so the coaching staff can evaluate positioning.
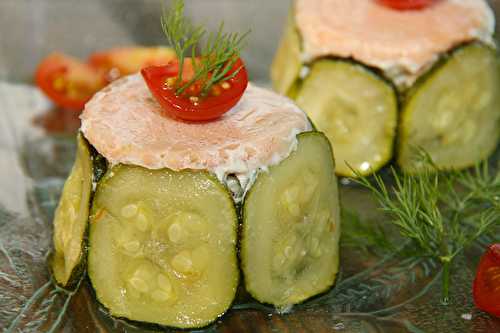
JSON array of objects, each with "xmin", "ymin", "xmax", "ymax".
[
  {"xmin": 50, "ymin": 74, "xmax": 341, "ymax": 328},
  {"xmin": 272, "ymin": 0, "xmax": 499, "ymax": 175}
]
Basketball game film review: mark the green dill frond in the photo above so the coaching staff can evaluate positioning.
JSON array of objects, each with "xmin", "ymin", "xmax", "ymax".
[
  {"xmin": 351, "ymin": 165, "xmax": 443, "ymax": 256},
  {"xmin": 161, "ymin": 0, "xmax": 249, "ymax": 95},
  {"xmin": 454, "ymin": 161, "xmax": 500, "ymax": 209},
  {"xmin": 349, "ymin": 153, "xmax": 499, "ymax": 263},
  {"xmin": 349, "ymin": 153, "xmax": 499, "ymax": 302},
  {"xmin": 161, "ymin": 0, "xmax": 204, "ymax": 84}
]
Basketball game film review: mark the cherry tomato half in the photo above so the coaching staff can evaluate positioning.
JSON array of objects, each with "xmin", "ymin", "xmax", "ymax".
[
  {"xmin": 377, "ymin": 0, "xmax": 437, "ymax": 10},
  {"xmin": 141, "ymin": 57, "xmax": 248, "ymax": 122},
  {"xmin": 89, "ymin": 47, "xmax": 176, "ymax": 82},
  {"xmin": 473, "ymin": 244, "xmax": 500, "ymax": 317},
  {"xmin": 35, "ymin": 53, "xmax": 106, "ymax": 111}
]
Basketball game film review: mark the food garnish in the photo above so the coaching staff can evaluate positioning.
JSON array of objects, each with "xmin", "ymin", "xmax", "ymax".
[
  {"xmin": 141, "ymin": 0, "xmax": 249, "ymax": 121},
  {"xmin": 35, "ymin": 53, "xmax": 106, "ymax": 111},
  {"xmin": 352, "ymin": 151, "xmax": 500, "ymax": 303},
  {"xmin": 473, "ymin": 244, "xmax": 500, "ymax": 317},
  {"xmin": 35, "ymin": 47, "xmax": 175, "ymax": 111},
  {"xmin": 377, "ymin": 0, "xmax": 437, "ymax": 10}
]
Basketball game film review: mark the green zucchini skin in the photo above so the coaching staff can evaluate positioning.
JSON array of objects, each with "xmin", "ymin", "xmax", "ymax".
[
  {"xmin": 88, "ymin": 165, "xmax": 239, "ymax": 329},
  {"xmin": 241, "ymin": 131, "xmax": 341, "ymax": 308},
  {"xmin": 89, "ymin": 146, "xmax": 108, "ymax": 184},
  {"xmin": 48, "ymin": 250, "xmax": 87, "ymax": 291},
  {"xmin": 85, "ymin": 277, "xmax": 226, "ymax": 332},
  {"xmin": 397, "ymin": 42, "xmax": 500, "ymax": 172},
  {"xmin": 49, "ymin": 133, "xmax": 93, "ymax": 289}
]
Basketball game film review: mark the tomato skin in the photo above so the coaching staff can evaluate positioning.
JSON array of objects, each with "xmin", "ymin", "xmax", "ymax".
[
  {"xmin": 35, "ymin": 53, "xmax": 105, "ymax": 111},
  {"xmin": 89, "ymin": 47, "xmax": 176, "ymax": 82},
  {"xmin": 473, "ymin": 244, "xmax": 500, "ymax": 317},
  {"xmin": 141, "ymin": 58, "xmax": 248, "ymax": 122},
  {"xmin": 377, "ymin": 0, "xmax": 437, "ymax": 10}
]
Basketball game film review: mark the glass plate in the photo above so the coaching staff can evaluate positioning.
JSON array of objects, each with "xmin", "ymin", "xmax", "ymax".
[
  {"xmin": 0, "ymin": 82, "xmax": 499, "ymax": 332},
  {"xmin": 1, "ymin": 0, "xmax": 500, "ymax": 331}
]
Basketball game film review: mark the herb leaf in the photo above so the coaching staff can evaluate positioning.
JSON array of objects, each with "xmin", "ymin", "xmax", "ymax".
[
  {"xmin": 161, "ymin": 0, "xmax": 249, "ymax": 95},
  {"xmin": 349, "ymin": 153, "xmax": 500, "ymax": 303}
]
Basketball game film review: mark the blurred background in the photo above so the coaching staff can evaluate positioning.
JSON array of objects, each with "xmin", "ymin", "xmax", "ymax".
[
  {"xmin": 0, "ymin": 0, "xmax": 498, "ymax": 83},
  {"xmin": 0, "ymin": 0, "xmax": 293, "ymax": 84}
]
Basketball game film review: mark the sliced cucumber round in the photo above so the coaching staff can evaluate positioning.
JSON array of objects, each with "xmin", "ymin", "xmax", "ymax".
[
  {"xmin": 88, "ymin": 165, "xmax": 238, "ymax": 329},
  {"xmin": 295, "ymin": 60, "xmax": 398, "ymax": 177},
  {"xmin": 398, "ymin": 43, "xmax": 500, "ymax": 172},
  {"xmin": 270, "ymin": 11, "xmax": 303, "ymax": 96},
  {"xmin": 241, "ymin": 132, "xmax": 340, "ymax": 307},
  {"xmin": 50, "ymin": 134, "xmax": 93, "ymax": 288}
]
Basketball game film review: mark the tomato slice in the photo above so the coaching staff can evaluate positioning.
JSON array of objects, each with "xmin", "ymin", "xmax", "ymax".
[
  {"xmin": 141, "ymin": 58, "xmax": 248, "ymax": 121},
  {"xmin": 473, "ymin": 244, "xmax": 500, "ymax": 317},
  {"xmin": 377, "ymin": 0, "xmax": 437, "ymax": 10},
  {"xmin": 35, "ymin": 53, "xmax": 106, "ymax": 111},
  {"xmin": 89, "ymin": 47, "xmax": 177, "ymax": 82}
]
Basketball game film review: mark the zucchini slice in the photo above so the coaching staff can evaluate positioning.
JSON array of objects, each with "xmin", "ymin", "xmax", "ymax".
[
  {"xmin": 88, "ymin": 165, "xmax": 238, "ymax": 329},
  {"xmin": 50, "ymin": 134, "xmax": 93, "ymax": 288},
  {"xmin": 271, "ymin": 10, "xmax": 302, "ymax": 96},
  {"xmin": 241, "ymin": 132, "xmax": 341, "ymax": 307},
  {"xmin": 398, "ymin": 43, "xmax": 500, "ymax": 172},
  {"xmin": 295, "ymin": 60, "xmax": 398, "ymax": 176}
]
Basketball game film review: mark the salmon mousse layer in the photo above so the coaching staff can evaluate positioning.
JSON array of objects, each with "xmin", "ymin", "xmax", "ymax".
[
  {"xmin": 81, "ymin": 74, "xmax": 312, "ymax": 192},
  {"xmin": 50, "ymin": 57, "xmax": 341, "ymax": 329},
  {"xmin": 272, "ymin": 0, "xmax": 500, "ymax": 176}
]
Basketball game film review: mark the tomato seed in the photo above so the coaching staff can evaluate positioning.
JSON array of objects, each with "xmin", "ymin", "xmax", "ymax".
[
  {"xmin": 53, "ymin": 77, "xmax": 66, "ymax": 91},
  {"xmin": 211, "ymin": 86, "xmax": 222, "ymax": 96},
  {"xmin": 164, "ymin": 77, "xmax": 176, "ymax": 88},
  {"xmin": 486, "ymin": 267, "xmax": 500, "ymax": 274}
]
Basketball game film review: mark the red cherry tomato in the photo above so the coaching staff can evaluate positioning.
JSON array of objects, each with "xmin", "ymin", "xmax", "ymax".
[
  {"xmin": 473, "ymin": 244, "xmax": 500, "ymax": 317},
  {"xmin": 35, "ymin": 53, "xmax": 106, "ymax": 111},
  {"xmin": 377, "ymin": 0, "xmax": 437, "ymax": 10},
  {"xmin": 141, "ymin": 58, "xmax": 248, "ymax": 122},
  {"xmin": 89, "ymin": 47, "xmax": 176, "ymax": 82}
]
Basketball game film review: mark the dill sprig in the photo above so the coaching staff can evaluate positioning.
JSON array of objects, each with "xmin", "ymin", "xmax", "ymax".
[
  {"xmin": 161, "ymin": 0, "xmax": 249, "ymax": 96},
  {"xmin": 350, "ymin": 151, "xmax": 499, "ymax": 304},
  {"xmin": 453, "ymin": 162, "xmax": 500, "ymax": 209}
]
